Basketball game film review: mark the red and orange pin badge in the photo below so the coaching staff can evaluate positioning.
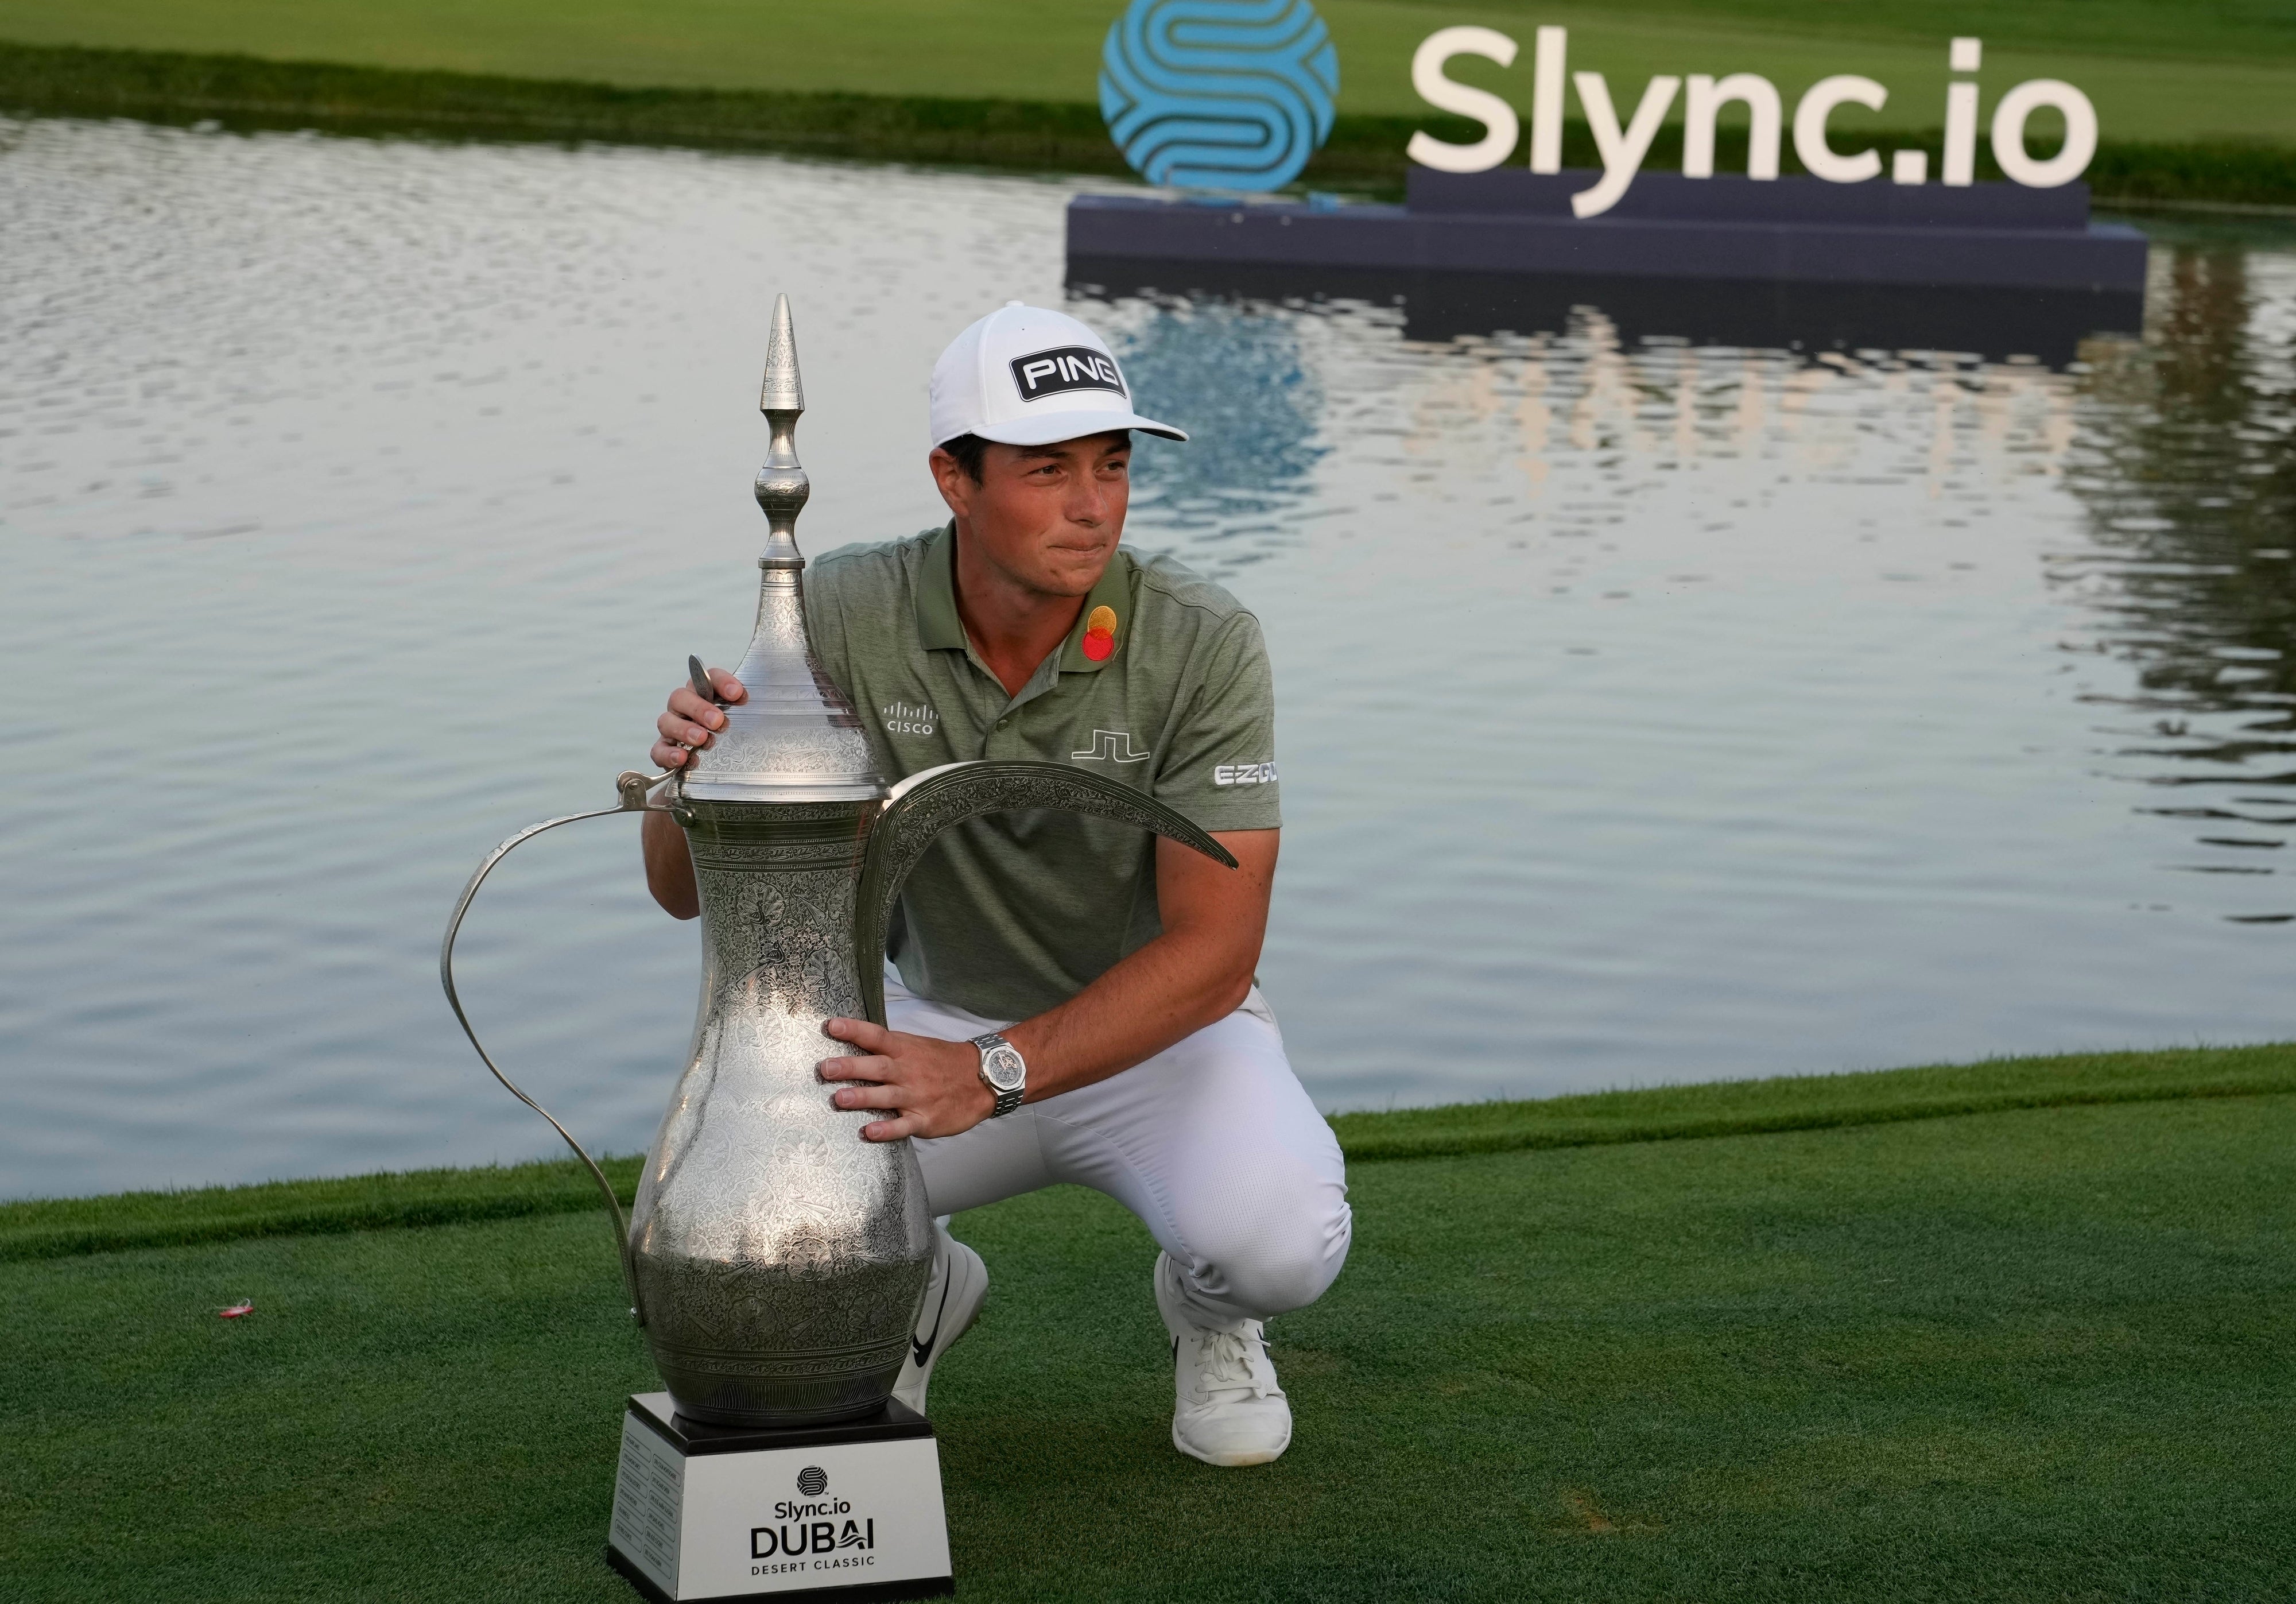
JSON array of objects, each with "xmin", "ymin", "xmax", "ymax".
[{"xmin": 1082, "ymin": 604, "xmax": 1119, "ymax": 662}]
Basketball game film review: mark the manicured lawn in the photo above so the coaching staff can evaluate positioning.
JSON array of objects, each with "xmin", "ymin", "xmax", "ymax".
[
  {"xmin": 6, "ymin": 1049, "xmax": 2294, "ymax": 1600},
  {"xmin": 0, "ymin": 0, "xmax": 2289, "ymax": 144}
]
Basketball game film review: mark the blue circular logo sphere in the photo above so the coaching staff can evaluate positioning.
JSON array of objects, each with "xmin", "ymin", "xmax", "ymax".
[{"xmin": 1100, "ymin": 0, "xmax": 1340, "ymax": 192}]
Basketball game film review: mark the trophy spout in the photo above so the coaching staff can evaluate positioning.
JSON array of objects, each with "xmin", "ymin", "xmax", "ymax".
[{"xmin": 852, "ymin": 761, "xmax": 1239, "ymax": 1028}]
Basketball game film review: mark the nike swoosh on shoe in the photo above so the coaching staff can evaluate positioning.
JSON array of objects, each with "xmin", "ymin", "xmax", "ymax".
[{"xmin": 913, "ymin": 1273, "xmax": 955, "ymax": 1368}]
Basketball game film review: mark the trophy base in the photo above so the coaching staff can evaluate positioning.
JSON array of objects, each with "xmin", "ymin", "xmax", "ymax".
[{"xmin": 606, "ymin": 1392, "xmax": 955, "ymax": 1602}]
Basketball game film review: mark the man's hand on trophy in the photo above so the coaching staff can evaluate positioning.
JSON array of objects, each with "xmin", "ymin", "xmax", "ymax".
[
  {"xmin": 817, "ymin": 1018, "xmax": 997, "ymax": 1141},
  {"xmin": 651, "ymin": 667, "xmax": 746, "ymax": 770}
]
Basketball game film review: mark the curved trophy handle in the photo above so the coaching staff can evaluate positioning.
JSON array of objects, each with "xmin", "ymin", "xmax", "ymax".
[
  {"xmin": 438, "ymin": 766, "xmax": 676, "ymax": 1324},
  {"xmin": 852, "ymin": 760, "xmax": 1240, "ymax": 1026}
]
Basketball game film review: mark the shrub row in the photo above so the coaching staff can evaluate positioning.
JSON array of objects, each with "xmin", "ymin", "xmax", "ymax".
[{"xmin": 3, "ymin": 41, "xmax": 2291, "ymax": 207}]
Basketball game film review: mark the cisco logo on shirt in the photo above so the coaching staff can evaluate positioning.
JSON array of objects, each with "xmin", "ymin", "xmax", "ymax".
[
  {"xmin": 882, "ymin": 700, "xmax": 938, "ymax": 736},
  {"xmin": 1010, "ymin": 346, "xmax": 1127, "ymax": 403}
]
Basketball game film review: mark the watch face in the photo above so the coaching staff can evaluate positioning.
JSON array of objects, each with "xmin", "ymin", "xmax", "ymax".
[{"xmin": 982, "ymin": 1045, "xmax": 1026, "ymax": 1092}]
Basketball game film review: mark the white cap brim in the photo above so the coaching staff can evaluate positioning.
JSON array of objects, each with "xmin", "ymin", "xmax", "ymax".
[
  {"xmin": 930, "ymin": 302, "xmax": 1189, "ymax": 450},
  {"xmin": 968, "ymin": 408, "xmax": 1188, "ymax": 447}
]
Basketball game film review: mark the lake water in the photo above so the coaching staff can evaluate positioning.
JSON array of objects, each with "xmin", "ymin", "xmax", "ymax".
[{"xmin": 3, "ymin": 116, "xmax": 2291, "ymax": 1200}]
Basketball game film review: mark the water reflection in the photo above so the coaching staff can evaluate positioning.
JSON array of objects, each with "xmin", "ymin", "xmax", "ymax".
[
  {"xmin": 1322, "ymin": 311, "xmax": 2086, "ymax": 518},
  {"xmin": 2062, "ymin": 247, "xmax": 2296, "ymax": 920},
  {"xmin": 1108, "ymin": 302, "xmax": 1325, "ymax": 563},
  {"xmin": 5, "ymin": 115, "xmax": 2294, "ymax": 1199}
]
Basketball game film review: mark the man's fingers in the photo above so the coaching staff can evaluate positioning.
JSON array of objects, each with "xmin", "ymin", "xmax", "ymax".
[
  {"xmin": 818, "ymin": 1053, "xmax": 897, "ymax": 1084},
  {"xmin": 822, "ymin": 1017, "xmax": 891, "ymax": 1052},
  {"xmin": 651, "ymin": 741, "xmax": 690, "ymax": 769},
  {"xmin": 806, "ymin": 1024, "xmax": 973, "ymax": 1145},
  {"xmin": 708, "ymin": 668, "xmax": 748, "ymax": 704},
  {"xmin": 657, "ymin": 719, "xmax": 713, "ymax": 750},
  {"xmin": 657, "ymin": 707, "xmax": 718, "ymax": 749},
  {"xmin": 831, "ymin": 1080, "xmax": 906, "ymax": 1110},
  {"xmin": 668, "ymin": 686, "xmax": 723, "ymax": 726},
  {"xmin": 666, "ymin": 688, "xmax": 726, "ymax": 737}
]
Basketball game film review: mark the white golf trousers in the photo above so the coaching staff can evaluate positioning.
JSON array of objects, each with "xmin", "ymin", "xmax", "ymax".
[{"xmin": 887, "ymin": 972, "xmax": 1353, "ymax": 1328}]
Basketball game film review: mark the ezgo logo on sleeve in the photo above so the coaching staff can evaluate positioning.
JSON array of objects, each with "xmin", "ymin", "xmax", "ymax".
[
  {"xmin": 1215, "ymin": 761, "xmax": 1278, "ymax": 786},
  {"xmin": 1010, "ymin": 346, "xmax": 1127, "ymax": 402}
]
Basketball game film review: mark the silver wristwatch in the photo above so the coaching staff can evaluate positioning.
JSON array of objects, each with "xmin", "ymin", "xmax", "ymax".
[{"xmin": 971, "ymin": 1031, "xmax": 1026, "ymax": 1118}]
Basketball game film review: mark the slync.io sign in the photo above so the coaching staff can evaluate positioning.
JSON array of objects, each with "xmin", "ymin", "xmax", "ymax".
[
  {"xmin": 1410, "ymin": 28, "xmax": 2100, "ymax": 216},
  {"xmin": 1100, "ymin": 0, "xmax": 1339, "ymax": 191},
  {"xmin": 1073, "ymin": 6, "xmax": 2144, "ymax": 355},
  {"xmin": 1097, "ymin": 6, "xmax": 2100, "ymax": 221}
]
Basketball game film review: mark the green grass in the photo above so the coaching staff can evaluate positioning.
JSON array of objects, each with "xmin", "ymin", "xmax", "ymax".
[
  {"xmin": 5, "ymin": 38, "xmax": 2292, "ymax": 207},
  {"xmin": 0, "ymin": 0, "xmax": 2291, "ymax": 143},
  {"xmin": 0, "ymin": 41, "xmax": 1138, "ymax": 173},
  {"xmin": 11, "ymin": 1043, "xmax": 2293, "ymax": 1261},
  {"xmin": 1329, "ymin": 1040, "xmax": 2296, "ymax": 1159},
  {"xmin": 5, "ymin": 1046, "xmax": 2295, "ymax": 1599}
]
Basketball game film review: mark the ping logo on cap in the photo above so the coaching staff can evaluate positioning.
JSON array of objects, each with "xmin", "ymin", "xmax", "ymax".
[{"xmin": 1011, "ymin": 347, "xmax": 1127, "ymax": 404}]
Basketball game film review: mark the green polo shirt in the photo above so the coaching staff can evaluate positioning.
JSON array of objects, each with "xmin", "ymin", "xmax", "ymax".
[{"xmin": 802, "ymin": 522, "xmax": 1281, "ymax": 1022}]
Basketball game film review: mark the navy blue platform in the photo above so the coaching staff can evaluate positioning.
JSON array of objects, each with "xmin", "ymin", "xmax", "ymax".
[{"xmin": 1065, "ymin": 169, "xmax": 2147, "ymax": 363}]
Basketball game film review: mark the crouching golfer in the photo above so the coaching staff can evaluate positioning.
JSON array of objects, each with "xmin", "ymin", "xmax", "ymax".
[{"xmin": 639, "ymin": 303, "xmax": 1351, "ymax": 1466}]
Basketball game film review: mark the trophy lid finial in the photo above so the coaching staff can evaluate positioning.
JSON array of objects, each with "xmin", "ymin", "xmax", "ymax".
[
  {"xmin": 759, "ymin": 293, "xmax": 804, "ymax": 414},
  {"xmin": 680, "ymin": 293, "xmax": 881, "ymax": 805}
]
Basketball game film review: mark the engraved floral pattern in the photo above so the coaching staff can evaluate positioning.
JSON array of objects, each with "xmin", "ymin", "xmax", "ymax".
[{"xmin": 630, "ymin": 801, "xmax": 933, "ymax": 1428}]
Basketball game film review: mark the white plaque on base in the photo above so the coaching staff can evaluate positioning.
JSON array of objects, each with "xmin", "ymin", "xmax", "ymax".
[{"xmin": 606, "ymin": 1392, "xmax": 954, "ymax": 1602}]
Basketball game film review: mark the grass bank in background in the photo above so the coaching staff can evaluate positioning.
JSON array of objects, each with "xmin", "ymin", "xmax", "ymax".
[
  {"xmin": 1331, "ymin": 1040, "xmax": 2296, "ymax": 1159},
  {"xmin": 7, "ymin": 1040, "xmax": 2292, "ymax": 1262},
  {"xmin": 0, "ymin": 42, "xmax": 1130, "ymax": 173},
  {"xmin": 0, "ymin": 0, "xmax": 2291, "ymax": 143},
  {"xmin": 4, "ymin": 41, "xmax": 2293, "ymax": 208},
  {"xmin": 5, "ymin": 1056, "xmax": 2293, "ymax": 1599}
]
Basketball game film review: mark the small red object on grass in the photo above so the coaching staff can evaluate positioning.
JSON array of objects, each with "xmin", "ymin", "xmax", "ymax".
[{"xmin": 218, "ymin": 1301, "xmax": 254, "ymax": 1319}]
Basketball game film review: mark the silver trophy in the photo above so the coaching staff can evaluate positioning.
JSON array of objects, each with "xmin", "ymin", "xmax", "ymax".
[{"xmin": 440, "ymin": 295, "xmax": 1230, "ymax": 1596}]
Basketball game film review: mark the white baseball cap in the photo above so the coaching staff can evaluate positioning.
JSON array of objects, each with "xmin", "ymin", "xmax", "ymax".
[{"xmin": 928, "ymin": 301, "xmax": 1187, "ymax": 450}]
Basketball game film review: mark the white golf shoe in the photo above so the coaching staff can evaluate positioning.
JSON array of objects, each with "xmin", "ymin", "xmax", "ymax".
[
  {"xmin": 890, "ymin": 1222, "xmax": 987, "ymax": 1419},
  {"xmin": 1154, "ymin": 1252, "xmax": 1293, "ymax": 1467}
]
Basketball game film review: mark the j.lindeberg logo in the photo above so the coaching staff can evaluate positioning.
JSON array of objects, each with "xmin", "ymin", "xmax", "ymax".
[
  {"xmin": 1073, "ymin": 730, "xmax": 1151, "ymax": 764},
  {"xmin": 1011, "ymin": 346, "xmax": 1126, "ymax": 403}
]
